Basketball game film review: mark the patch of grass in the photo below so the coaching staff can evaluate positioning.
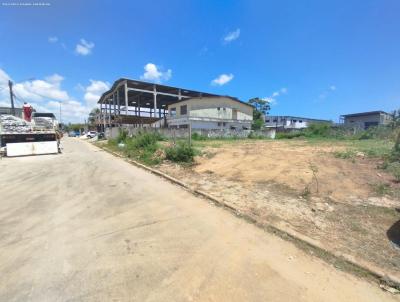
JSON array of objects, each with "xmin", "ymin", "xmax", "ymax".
[
  {"xmin": 276, "ymin": 131, "xmax": 304, "ymax": 139},
  {"xmin": 165, "ymin": 142, "xmax": 196, "ymax": 163},
  {"xmin": 333, "ymin": 150, "xmax": 357, "ymax": 159},
  {"xmin": 372, "ymin": 183, "xmax": 392, "ymax": 196}
]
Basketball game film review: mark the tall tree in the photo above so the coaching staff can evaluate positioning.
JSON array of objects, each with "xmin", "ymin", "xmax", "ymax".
[{"xmin": 248, "ymin": 97, "xmax": 270, "ymax": 130}]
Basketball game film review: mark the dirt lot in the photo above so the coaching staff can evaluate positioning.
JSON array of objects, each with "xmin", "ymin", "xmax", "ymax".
[{"xmin": 158, "ymin": 139, "xmax": 400, "ymax": 277}]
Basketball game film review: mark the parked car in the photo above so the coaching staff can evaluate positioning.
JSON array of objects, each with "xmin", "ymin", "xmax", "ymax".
[
  {"xmin": 69, "ymin": 131, "xmax": 80, "ymax": 137},
  {"xmin": 86, "ymin": 131, "xmax": 97, "ymax": 138}
]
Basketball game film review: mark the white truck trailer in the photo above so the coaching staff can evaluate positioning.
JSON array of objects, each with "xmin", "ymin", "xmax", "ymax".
[{"xmin": 0, "ymin": 113, "xmax": 59, "ymax": 157}]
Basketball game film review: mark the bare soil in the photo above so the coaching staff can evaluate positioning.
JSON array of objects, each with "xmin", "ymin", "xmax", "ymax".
[{"xmin": 158, "ymin": 139, "xmax": 400, "ymax": 277}]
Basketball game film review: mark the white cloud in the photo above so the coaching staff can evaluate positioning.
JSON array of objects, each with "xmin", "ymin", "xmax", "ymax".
[
  {"xmin": 140, "ymin": 63, "xmax": 172, "ymax": 83},
  {"xmin": 83, "ymin": 80, "xmax": 110, "ymax": 109},
  {"xmin": 211, "ymin": 73, "xmax": 234, "ymax": 86},
  {"xmin": 0, "ymin": 68, "xmax": 91, "ymax": 123},
  {"xmin": 0, "ymin": 68, "xmax": 11, "ymax": 85},
  {"xmin": 318, "ymin": 85, "xmax": 336, "ymax": 101},
  {"xmin": 75, "ymin": 39, "xmax": 95, "ymax": 56},
  {"xmin": 262, "ymin": 87, "xmax": 287, "ymax": 106},
  {"xmin": 48, "ymin": 36, "xmax": 58, "ymax": 43},
  {"xmin": 223, "ymin": 28, "xmax": 241, "ymax": 43}
]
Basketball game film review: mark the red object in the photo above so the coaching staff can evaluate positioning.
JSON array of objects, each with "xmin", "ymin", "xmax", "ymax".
[{"xmin": 23, "ymin": 104, "xmax": 33, "ymax": 122}]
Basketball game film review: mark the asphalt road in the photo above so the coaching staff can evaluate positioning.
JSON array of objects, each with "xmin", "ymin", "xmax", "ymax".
[{"xmin": 0, "ymin": 138, "xmax": 397, "ymax": 302}]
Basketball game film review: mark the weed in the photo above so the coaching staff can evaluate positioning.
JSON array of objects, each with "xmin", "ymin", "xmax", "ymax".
[
  {"xmin": 301, "ymin": 185, "xmax": 311, "ymax": 200},
  {"xmin": 191, "ymin": 132, "xmax": 208, "ymax": 141},
  {"xmin": 165, "ymin": 142, "xmax": 196, "ymax": 163},
  {"xmin": 276, "ymin": 131, "xmax": 303, "ymax": 139},
  {"xmin": 372, "ymin": 183, "xmax": 391, "ymax": 196},
  {"xmin": 117, "ymin": 129, "xmax": 128, "ymax": 143},
  {"xmin": 333, "ymin": 150, "xmax": 356, "ymax": 159}
]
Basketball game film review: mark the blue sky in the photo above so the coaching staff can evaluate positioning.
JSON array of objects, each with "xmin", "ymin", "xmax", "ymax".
[{"xmin": 0, "ymin": 0, "xmax": 399, "ymax": 122}]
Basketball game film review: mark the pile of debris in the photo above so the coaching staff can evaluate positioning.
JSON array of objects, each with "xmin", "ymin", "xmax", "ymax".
[
  {"xmin": 0, "ymin": 115, "xmax": 32, "ymax": 133},
  {"xmin": 32, "ymin": 116, "xmax": 54, "ymax": 130}
]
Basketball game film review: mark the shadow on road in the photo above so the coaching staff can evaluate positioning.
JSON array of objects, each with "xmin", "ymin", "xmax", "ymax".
[{"xmin": 387, "ymin": 218, "xmax": 400, "ymax": 248}]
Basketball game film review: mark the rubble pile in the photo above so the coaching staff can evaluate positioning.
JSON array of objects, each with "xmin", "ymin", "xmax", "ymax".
[
  {"xmin": 32, "ymin": 116, "xmax": 54, "ymax": 130},
  {"xmin": 0, "ymin": 115, "xmax": 32, "ymax": 133}
]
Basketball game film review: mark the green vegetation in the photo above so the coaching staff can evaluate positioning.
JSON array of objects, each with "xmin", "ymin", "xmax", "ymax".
[
  {"xmin": 165, "ymin": 142, "xmax": 196, "ymax": 163},
  {"xmin": 191, "ymin": 132, "xmax": 208, "ymax": 141},
  {"xmin": 333, "ymin": 150, "xmax": 357, "ymax": 159},
  {"xmin": 248, "ymin": 97, "xmax": 270, "ymax": 130},
  {"xmin": 108, "ymin": 131, "xmax": 195, "ymax": 165}
]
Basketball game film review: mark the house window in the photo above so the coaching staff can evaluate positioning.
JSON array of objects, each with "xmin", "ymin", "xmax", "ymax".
[
  {"xmin": 273, "ymin": 119, "xmax": 277, "ymax": 122},
  {"xmin": 180, "ymin": 105, "xmax": 187, "ymax": 115},
  {"xmin": 217, "ymin": 122, "xmax": 221, "ymax": 126},
  {"xmin": 223, "ymin": 107, "xmax": 226, "ymax": 111},
  {"xmin": 299, "ymin": 120, "xmax": 303, "ymax": 123},
  {"xmin": 170, "ymin": 108, "xmax": 176, "ymax": 117},
  {"xmin": 293, "ymin": 119, "xmax": 297, "ymax": 122},
  {"xmin": 266, "ymin": 120, "xmax": 270, "ymax": 123},
  {"xmin": 217, "ymin": 107, "xmax": 221, "ymax": 111}
]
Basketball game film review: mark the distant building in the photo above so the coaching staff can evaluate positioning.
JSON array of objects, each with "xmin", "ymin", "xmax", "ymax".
[
  {"xmin": 167, "ymin": 96, "xmax": 253, "ymax": 130},
  {"xmin": 340, "ymin": 111, "xmax": 393, "ymax": 129},
  {"xmin": 264, "ymin": 115, "xmax": 331, "ymax": 129},
  {"xmin": 0, "ymin": 106, "xmax": 23, "ymax": 117}
]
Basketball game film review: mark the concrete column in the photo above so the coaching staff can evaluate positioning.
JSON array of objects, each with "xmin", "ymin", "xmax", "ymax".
[
  {"xmin": 117, "ymin": 88, "xmax": 120, "ymax": 114},
  {"xmin": 108, "ymin": 98, "xmax": 112, "ymax": 125},
  {"xmin": 124, "ymin": 81, "xmax": 128, "ymax": 115},
  {"xmin": 153, "ymin": 85, "xmax": 157, "ymax": 118},
  {"xmin": 102, "ymin": 101, "xmax": 106, "ymax": 130}
]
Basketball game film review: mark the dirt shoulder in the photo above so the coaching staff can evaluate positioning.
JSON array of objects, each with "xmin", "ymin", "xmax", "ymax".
[{"xmin": 157, "ymin": 139, "xmax": 400, "ymax": 279}]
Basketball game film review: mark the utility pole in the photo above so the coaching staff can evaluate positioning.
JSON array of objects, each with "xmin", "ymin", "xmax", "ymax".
[{"xmin": 8, "ymin": 80, "xmax": 15, "ymax": 116}]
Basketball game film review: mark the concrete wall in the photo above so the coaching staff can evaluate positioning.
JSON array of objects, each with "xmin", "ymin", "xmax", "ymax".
[{"xmin": 105, "ymin": 125, "xmax": 275, "ymax": 140}]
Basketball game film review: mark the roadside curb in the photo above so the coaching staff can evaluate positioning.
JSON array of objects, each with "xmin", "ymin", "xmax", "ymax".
[{"xmin": 96, "ymin": 143, "xmax": 400, "ymax": 291}]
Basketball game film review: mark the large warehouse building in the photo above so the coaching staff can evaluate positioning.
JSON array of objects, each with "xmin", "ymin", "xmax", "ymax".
[{"xmin": 97, "ymin": 78, "xmax": 221, "ymax": 130}]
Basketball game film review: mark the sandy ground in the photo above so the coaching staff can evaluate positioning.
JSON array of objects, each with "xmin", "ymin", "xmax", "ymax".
[
  {"xmin": 0, "ymin": 138, "xmax": 398, "ymax": 301},
  {"xmin": 158, "ymin": 139, "xmax": 400, "ymax": 277}
]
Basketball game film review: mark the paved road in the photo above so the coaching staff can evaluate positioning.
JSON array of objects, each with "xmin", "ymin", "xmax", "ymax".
[{"xmin": 0, "ymin": 138, "xmax": 397, "ymax": 302}]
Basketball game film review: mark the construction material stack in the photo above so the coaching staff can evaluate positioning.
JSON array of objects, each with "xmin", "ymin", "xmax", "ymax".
[{"xmin": 0, "ymin": 114, "xmax": 58, "ymax": 157}]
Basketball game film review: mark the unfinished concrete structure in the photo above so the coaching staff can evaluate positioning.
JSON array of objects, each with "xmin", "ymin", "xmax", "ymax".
[
  {"xmin": 167, "ymin": 96, "xmax": 253, "ymax": 130},
  {"xmin": 96, "ymin": 79, "xmax": 220, "ymax": 131},
  {"xmin": 264, "ymin": 115, "xmax": 331, "ymax": 129},
  {"xmin": 340, "ymin": 111, "xmax": 393, "ymax": 129}
]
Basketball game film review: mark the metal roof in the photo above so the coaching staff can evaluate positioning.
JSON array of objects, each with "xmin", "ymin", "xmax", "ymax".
[
  {"xmin": 167, "ymin": 96, "xmax": 254, "ymax": 108},
  {"xmin": 341, "ymin": 110, "xmax": 389, "ymax": 118},
  {"xmin": 98, "ymin": 78, "xmax": 225, "ymax": 110}
]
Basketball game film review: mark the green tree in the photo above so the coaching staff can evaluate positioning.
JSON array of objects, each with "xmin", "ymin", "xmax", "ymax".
[
  {"xmin": 88, "ymin": 108, "xmax": 100, "ymax": 125},
  {"xmin": 248, "ymin": 97, "xmax": 270, "ymax": 130}
]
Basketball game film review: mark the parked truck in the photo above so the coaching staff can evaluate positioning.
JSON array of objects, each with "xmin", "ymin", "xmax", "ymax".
[{"xmin": 0, "ymin": 113, "xmax": 59, "ymax": 157}]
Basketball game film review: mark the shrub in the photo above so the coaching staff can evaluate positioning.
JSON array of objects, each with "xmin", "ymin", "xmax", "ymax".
[
  {"xmin": 132, "ymin": 132, "xmax": 163, "ymax": 149},
  {"xmin": 276, "ymin": 131, "xmax": 303, "ymax": 139},
  {"xmin": 305, "ymin": 123, "xmax": 331, "ymax": 137},
  {"xmin": 117, "ymin": 129, "xmax": 128, "ymax": 143},
  {"xmin": 165, "ymin": 142, "xmax": 195, "ymax": 163},
  {"xmin": 192, "ymin": 132, "xmax": 208, "ymax": 140},
  {"xmin": 248, "ymin": 131, "xmax": 264, "ymax": 139}
]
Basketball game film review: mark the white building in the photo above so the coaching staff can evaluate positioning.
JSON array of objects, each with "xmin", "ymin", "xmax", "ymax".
[
  {"xmin": 167, "ymin": 97, "xmax": 253, "ymax": 130},
  {"xmin": 264, "ymin": 115, "xmax": 331, "ymax": 129}
]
